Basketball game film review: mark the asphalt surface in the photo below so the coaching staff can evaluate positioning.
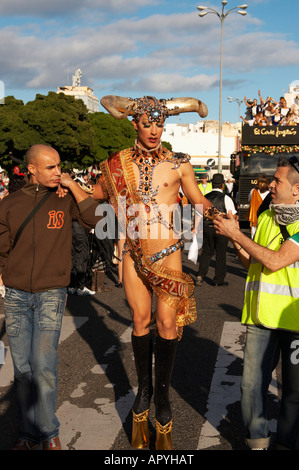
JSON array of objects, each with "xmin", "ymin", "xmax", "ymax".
[{"xmin": 0, "ymin": 236, "xmax": 281, "ymax": 454}]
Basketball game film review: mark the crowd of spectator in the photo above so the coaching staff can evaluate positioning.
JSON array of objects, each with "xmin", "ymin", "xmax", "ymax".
[{"xmin": 240, "ymin": 90, "xmax": 299, "ymax": 126}]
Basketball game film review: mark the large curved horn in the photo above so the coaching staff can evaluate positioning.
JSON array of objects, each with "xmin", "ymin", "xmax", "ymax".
[
  {"xmin": 100, "ymin": 95, "xmax": 137, "ymax": 119},
  {"xmin": 100, "ymin": 95, "xmax": 208, "ymax": 119},
  {"xmin": 165, "ymin": 97, "xmax": 208, "ymax": 118}
]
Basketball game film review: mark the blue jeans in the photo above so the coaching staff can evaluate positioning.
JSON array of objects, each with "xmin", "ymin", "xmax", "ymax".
[
  {"xmin": 4, "ymin": 287, "xmax": 67, "ymax": 443},
  {"xmin": 241, "ymin": 324, "xmax": 299, "ymax": 449}
]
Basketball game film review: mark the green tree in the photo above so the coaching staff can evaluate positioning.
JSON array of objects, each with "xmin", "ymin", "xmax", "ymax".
[
  {"xmin": 0, "ymin": 93, "xmax": 94, "ymax": 170},
  {"xmin": 88, "ymin": 112, "xmax": 136, "ymax": 162},
  {"xmin": 0, "ymin": 93, "xmax": 172, "ymax": 172},
  {"xmin": 24, "ymin": 92, "xmax": 94, "ymax": 166},
  {"xmin": 0, "ymin": 96, "xmax": 40, "ymax": 168}
]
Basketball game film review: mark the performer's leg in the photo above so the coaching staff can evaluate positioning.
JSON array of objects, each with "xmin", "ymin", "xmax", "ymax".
[
  {"xmin": 131, "ymin": 333, "xmax": 153, "ymax": 415},
  {"xmin": 123, "ymin": 254, "xmax": 152, "ymax": 336},
  {"xmin": 153, "ymin": 250, "xmax": 180, "ymax": 450},
  {"xmin": 154, "ymin": 334, "xmax": 178, "ymax": 450},
  {"xmin": 123, "ymin": 254, "xmax": 153, "ymax": 448}
]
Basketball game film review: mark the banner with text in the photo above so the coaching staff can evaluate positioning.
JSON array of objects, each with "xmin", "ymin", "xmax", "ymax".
[{"xmin": 242, "ymin": 124, "xmax": 299, "ymax": 145}]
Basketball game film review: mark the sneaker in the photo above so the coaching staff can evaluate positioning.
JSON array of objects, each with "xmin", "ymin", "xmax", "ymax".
[
  {"xmin": 196, "ymin": 276, "xmax": 204, "ymax": 286},
  {"xmin": 12, "ymin": 439, "xmax": 42, "ymax": 450},
  {"xmin": 42, "ymin": 436, "xmax": 61, "ymax": 450},
  {"xmin": 76, "ymin": 287, "xmax": 95, "ymax": 296}
]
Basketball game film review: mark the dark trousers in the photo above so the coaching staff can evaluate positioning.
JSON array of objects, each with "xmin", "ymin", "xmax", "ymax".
[{"xmin": 197, "ymin": 225, "xmax": 228, "ymax": 283}]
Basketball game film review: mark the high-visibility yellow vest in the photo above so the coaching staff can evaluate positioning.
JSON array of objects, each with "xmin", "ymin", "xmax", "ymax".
[
  {"xmin": 198, "ymin": 182, "xmax": 212, "ymax": 195},
  {"xmin": 242, "ymin": 209, "xmax": 299, "ymax": 331}
]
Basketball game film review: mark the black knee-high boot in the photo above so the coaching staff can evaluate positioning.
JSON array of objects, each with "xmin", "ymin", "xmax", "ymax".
[
  {"xmin": 131, "ymin": 332, "xmax": 153, "ymax": 448},
  {"xmin": 154, "ymin": 335, "xmax": 178, "ymax": 450}
]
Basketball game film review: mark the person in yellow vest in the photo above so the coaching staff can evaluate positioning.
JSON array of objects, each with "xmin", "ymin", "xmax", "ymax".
[
  {"xmin": 198, "ymin": 173, "xmax": 212, "ymax": 195},
  {"xmin": 213, "ymin": 155, "xmax": 299, "ymax": 450}
]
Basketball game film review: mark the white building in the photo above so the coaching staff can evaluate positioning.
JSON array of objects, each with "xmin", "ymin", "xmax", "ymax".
[
  {"xmin": 285, "ymin": 80, "xmax": 299, "ymax": 107},
  {"xmin": 163, "ymin": 120, "xmax": 240, "ymax": 176},
  {"xmin": 57, "ymin": 69, "xmax": 99, "ymax": 113}
]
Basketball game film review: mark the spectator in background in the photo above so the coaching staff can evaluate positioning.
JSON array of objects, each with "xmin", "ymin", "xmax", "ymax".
[
  {"xmin": 0, "ymin": 186, "xmax": 8, "ymax": 200},
  {"xmin": 259, "ymin": 93, "xmax": 277, "ymax": 112},
  {"xmin": 197, "ymin": 173, "xmax": 212, "ymax": 195},
  {"xmin": 263, "ymin": 101, "xmax": 276, "ymax": 124},
  {"xmin": 281, "ymin": 111, "xmax": 297, "ymax": 126},
  {"xmin": 225, "ymin": 177, "xmax": 234, "ymax": 198},
  {"xmin": 0, "ymin": 166, "xmax": 7, "ymax": 188},
  {"xmin": 8, "ymin": 172, "xmax": 26, "ymax": 194},
  {"xmin": 271, "ymin": 107, "xmax": 283, "ymax": 126},
  {"xmin": 244, "ymin": 94, "xmax": 262, "ymax": 119},
  {"xmin": 241, "ymin": 115, "xmax": 255, "ymax": 126},
  {"xmin": 291, "ymin": 96, "xmax": 299, "ymax": 124},
  {"xmin": 248, "ymin": 175, "xmax": 270, "ymax": 238},
  {"xmin": 241, "ymin": 115, "xmax": 254, "ymax": 126},
  {"xmin": 277, "ymin": 97, "xmax": 290, "ymax": 117},
  {"xmin": 255, "ymin": 111, "xmax": 268, "ymax": 126},
  {"xmin": 196, "ymin": 173, "xmax": 237, "ymax": 287}
]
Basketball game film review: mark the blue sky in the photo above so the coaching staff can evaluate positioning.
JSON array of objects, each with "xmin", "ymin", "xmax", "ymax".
[{"xmin": 0, "ymin": 0, "xmax": 299, "ymax": 124}]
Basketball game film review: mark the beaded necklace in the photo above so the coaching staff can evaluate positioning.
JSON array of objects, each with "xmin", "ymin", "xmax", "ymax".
[{"xmin": 131, "ymin": 142, "xmax": 190, "ymax": 229}]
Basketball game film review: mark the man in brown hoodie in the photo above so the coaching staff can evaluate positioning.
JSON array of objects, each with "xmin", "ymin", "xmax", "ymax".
[{"xmin": 0, "ymin": 144, "xmax": 100, "ymax": 450}]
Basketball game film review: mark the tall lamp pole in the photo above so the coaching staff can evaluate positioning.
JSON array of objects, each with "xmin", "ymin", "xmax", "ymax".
[
  {"xmin": 197, "ymin": 1, "xmax": 248, "ymax": 173},
  {"xmin": 227, "ymin": 96, "xmax": 243, "ymax": 122}
]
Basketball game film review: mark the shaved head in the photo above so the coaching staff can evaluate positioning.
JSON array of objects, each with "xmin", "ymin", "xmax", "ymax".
[
  {"xmin": 25, "ymin": 144, "xmax": 58, "ymax": 166},
  {"xmin": 25, "ymin": 144, "xmax": 61, "ymax": 188}
]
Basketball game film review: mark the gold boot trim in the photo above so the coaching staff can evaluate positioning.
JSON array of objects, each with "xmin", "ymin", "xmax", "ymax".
[
  {"xmin": 155, "ymin": 419, "xmax": 173, "ymax": 450},
  {"xmin": 131, "ymin": 409, "xmax": 150, "ymax": 449}
]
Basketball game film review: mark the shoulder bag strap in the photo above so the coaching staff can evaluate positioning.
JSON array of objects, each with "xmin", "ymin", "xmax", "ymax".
[
  {"xmin": 11, "ymin": 191, "xmax": 51, "ymax": 250},
  {"xmin": 279, "ymin": 224, "xmax": 290, "ymax": 243}
]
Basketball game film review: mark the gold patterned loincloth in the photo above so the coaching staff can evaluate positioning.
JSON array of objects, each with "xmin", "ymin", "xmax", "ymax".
[{"xmin": 127, "ymin": 237, "xmax": 196, "ymax": 340}]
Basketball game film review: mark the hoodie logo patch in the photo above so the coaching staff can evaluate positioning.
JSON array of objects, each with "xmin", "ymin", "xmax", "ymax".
[{"xmin": 47, "ymin": 210, "xmax": 65, "ymax": 229}]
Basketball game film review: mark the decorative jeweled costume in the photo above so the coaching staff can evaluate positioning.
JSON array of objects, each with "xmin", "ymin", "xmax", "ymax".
[
  {"xmin": 99, "ymin": 95, "xmax": 209, "ymax": 450},
  {"xmin": 100, "ymin": 143, "xmax": 197, "ymax": 339}
]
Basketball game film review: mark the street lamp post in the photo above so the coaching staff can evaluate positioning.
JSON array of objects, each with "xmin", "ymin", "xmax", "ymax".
[
  {"xmin": 227, "ymin": 96, "xmax": 243, "ymax": 122},
  {"xmin": 197, "ymin": 1, "xmax": 248, "ymax": 173}
]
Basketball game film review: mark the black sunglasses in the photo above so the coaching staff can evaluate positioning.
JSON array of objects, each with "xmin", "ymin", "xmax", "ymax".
[{"xmin": 288, "ymin": 155, "xmax": 299, "ymax": 174}]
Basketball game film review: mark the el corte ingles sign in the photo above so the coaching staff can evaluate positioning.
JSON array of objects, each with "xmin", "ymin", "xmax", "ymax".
[{"xmin": 242, "ymin": 124, "xmax": 299, "ymax": 145}]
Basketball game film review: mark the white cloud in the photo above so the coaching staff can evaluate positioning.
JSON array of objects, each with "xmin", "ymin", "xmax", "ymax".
[
  {"xmin": 0, "ymin": 0, "xmax": 157, "ymax": 16},
  {"xmin": 118, "ymin": 73, "xmax": 220, "ymax": 93},
  {"xmin": 1, "ymin": 8, "xmax": 299, "ymax": 97}
]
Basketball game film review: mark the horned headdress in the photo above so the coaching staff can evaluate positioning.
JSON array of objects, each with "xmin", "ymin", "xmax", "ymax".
[{"xmin": 100, "ymin": 95, "xmax": 208, "ymax": 122}]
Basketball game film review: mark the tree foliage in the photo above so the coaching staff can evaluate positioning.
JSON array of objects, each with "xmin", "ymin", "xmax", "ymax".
[
  {"xmin": 0, "ymin": 92, "xmax": 171, "ymax": 172},
  {"xmin": 88, "ymin": 112, "xmax": 136, "ymax": 163}
]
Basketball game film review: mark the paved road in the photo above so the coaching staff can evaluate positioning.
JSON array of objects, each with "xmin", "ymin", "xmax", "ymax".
[{"xmin": 0, "ymin": 241, "xmax": 281, "ymax": 452}]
